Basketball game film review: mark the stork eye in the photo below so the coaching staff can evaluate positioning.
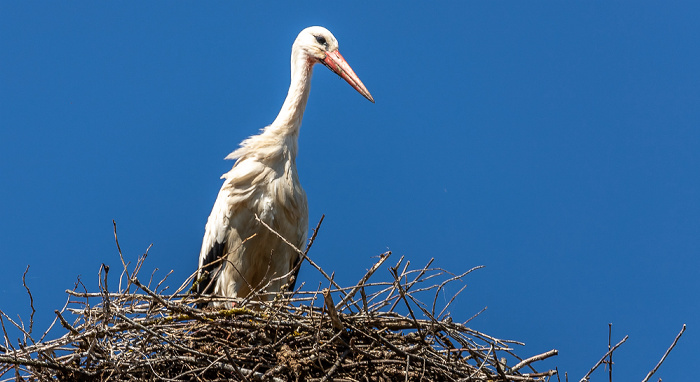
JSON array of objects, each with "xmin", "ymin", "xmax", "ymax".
[{"xmin": 315, "ymin": 35, "xmax": 327, "ymax": 46}]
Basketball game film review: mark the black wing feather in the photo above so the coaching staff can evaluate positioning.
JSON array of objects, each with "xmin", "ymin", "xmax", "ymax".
[{"xmin": 195, "ymin": 240, "xmax": 226, "ymax": 308}]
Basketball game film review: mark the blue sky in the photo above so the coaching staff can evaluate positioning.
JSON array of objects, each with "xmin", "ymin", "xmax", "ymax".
[{"xmin": 1, "ymin": 2, "xmax": 697, "ymax": 379}]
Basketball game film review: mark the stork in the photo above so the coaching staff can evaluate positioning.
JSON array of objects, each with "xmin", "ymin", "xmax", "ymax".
[{"xmin": 195, "ymin": 26, "xmax": 373, "ymax": 307}]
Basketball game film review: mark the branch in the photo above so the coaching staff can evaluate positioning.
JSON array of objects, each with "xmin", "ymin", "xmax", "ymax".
[
  {"xmin": 580, "ymin": 335, "xmax": 628, "ymax": 382},
  {"xmin": 641, "ymin": 324, "xmax": 686, "ymax": 382},
  {"xmin": 335, "ymin": 251, "xmax": 390, "ymax": 311},
  {"xmin": 511, "ymin": 349, "xmax": 559, "ymax": 373}
]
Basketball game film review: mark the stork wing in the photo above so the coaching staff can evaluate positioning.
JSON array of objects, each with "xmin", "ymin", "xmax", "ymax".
[
  {"xmin": 196, "ymin": 135, "xmax": 308, "ymax": 304},
  {"xmin": 196, "ymin": 189, "xmax": 232, "ymax": 297},
  {"xmin": 195, "ymin": 158, "xmax": 267, "ymax": 298}
]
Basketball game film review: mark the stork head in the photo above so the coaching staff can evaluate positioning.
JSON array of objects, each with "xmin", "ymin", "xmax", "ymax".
[{"xmin": 293, "ymin": 26, "xmax": 374, "ymax": 103}]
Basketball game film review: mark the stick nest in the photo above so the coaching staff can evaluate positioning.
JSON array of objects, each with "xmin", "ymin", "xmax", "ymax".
[{"xmin": 1, "ymin": 224, "xmax": 558, "ymax": 381}]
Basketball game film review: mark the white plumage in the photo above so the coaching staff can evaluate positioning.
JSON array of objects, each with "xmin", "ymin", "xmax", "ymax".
[{"xmin": 196, "ymin": 26, "xmax": 373, "ymax": 306}]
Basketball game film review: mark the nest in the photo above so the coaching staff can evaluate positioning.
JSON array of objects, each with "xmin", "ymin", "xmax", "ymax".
[{"xmin": 1, "ymin": 221, "xmax": 559, "ymax": 381}]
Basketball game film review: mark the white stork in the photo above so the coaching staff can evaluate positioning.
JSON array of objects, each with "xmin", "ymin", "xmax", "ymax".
[{"xmin": 195, "ymin": 26, "xmax": 373, "ymax": 306}]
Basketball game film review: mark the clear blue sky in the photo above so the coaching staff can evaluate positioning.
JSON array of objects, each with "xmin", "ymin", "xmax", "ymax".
[{"xmin": 1, "ymin": 2, "xmax": 697, "ymax": 380}]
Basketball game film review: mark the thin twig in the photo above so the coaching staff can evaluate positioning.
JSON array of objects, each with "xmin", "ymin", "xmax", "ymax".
[
  {"xmin": 640, "ymin": 324, "xmax": 686, "ymax": 382},
  {"xmin": 21, "ymin": 266, "xmax": 35, "ymax": 345},
  {"xmin": 511, "ymin": 350, "xmax": 559, "ymax": 372},
  {"xmin": 335, "ymin": 251, "xmax": 390, "ymax": 310},
  {"xmin": 580, "ymin": 335, "xmax": 628, "ymax": 382}
]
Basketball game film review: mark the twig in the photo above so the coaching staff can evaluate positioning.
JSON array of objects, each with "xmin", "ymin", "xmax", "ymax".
[
  {"xmin": 608, "ymin": 323, "xmax": 612, "ymax": 382},
  {"xmin": 0, "ymin": 354, "xmax": 94, "ymax": 378},
  {"xmin": 335, "ymin": 251, "xmax": 390, "ymax": 310},
  {"xmin": 113, "ymin": 220, "xmax": 131, "ymax": 292},
  {"xmin": 323, "ymin": 289, "xmax": 344, "ymax": 331},
  {"xmin": 289, "ymin": 214, "xmax": 325, "ymax": 281},
  {"xmin": 580, "ymin": 335, "xmax": 628, "ymax": 382},
  {"xmin": 255, "ymin": 213, "xmax": 362, "ymax": 312},
  {"xmin": 511, "ymin": 349, "xmax": 559, "ymax": 372},
  {"xmin": 319, "ymin": 348, "xmax": 350, "ymax": 382},
  {"xmin": 463, "ymin": 306, "xmax": 487, "ymax": 326},
  {"xmin": 640, "ymin": 324, "xmax": 686, "ymax": 382},
  {"xmin": 53, "ymin": 310, "xmax": 78, "ymax": 335},
  {"xmin": 21, "ymin": 266, "xmax": 35, "ymax": 345}
]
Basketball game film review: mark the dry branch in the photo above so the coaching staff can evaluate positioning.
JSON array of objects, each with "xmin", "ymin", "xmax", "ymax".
[
  {"xmin": 580, "ymin": 335, "xmax": 628, "ymax": 382},
  {"xmin": 641, "ymin": 324, "xmax": 686, "ymax": 382}
]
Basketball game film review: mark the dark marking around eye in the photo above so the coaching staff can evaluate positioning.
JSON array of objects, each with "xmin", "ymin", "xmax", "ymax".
[{"xmin": 315, "ymin": 35, "xmax": 327, "ymax": 46}]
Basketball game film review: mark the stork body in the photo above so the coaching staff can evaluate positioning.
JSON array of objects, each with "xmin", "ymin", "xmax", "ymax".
[{"xmin": 196, "ymin": 27, "xmax": 373, "ymax": 306}]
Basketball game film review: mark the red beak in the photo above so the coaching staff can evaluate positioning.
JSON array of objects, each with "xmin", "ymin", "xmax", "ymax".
[{"xmin": 322, "ymin": 50, "xmax": 374, "ymax": 103}]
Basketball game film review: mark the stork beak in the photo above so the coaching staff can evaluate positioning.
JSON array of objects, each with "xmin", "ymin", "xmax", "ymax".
[{"xmin": 322, "ymin": 50, "xmax": 375, "ymax": 103}]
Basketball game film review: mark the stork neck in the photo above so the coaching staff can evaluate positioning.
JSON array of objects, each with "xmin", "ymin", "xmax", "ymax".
[{"xmin": 269, "ymin": 55, "xmax": 314, "ymax": 137}]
